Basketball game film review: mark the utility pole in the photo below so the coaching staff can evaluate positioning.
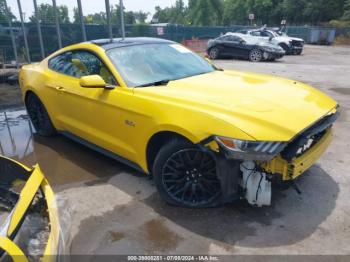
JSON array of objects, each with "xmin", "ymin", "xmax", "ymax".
[
  {"xmin": 52, "ymin": 0, "xmax": 62, "ymax": 48},
  {"xmin": 105, "ymin": 0, "xmax": 113, "ymax": 42},
  {"xmin": 17, "ymin": 0, "xmax": 31, "ymax": 63},
  {"xmin": 77, "ymin": 0, "xmax": 87, "ymax": 41},
  {"xmin": 119, "ymin": 0, "xmax": 125, "ymax": 40},
  {"xmin": 4, "ymin": 0, "xmax": 18, "ymax": 67},
  {"xmin": 33, "ymin": 0, "xmax": 45, "ymax": 59}
]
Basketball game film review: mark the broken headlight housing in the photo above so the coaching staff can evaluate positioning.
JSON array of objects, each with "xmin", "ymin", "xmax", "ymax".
[{"xmin": 215, "ymin": 136, "xmax": 287, "ymax": 161}]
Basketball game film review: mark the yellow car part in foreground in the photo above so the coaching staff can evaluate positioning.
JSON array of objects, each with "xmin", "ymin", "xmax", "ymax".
[{"xmin": 0, "ymin": 156, "xmax": 60, "ymax": 262}]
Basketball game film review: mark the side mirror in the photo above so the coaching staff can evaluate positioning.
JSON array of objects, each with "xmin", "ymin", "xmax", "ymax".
[
  {"xmin": 269, "ymin": 36, "xmax": 273, "ymax": 41},
  {"xmin": 79, "ymin": 75, "xmax": 114, "ymax": 89},
  {"xmin": 240, "ymin": 40, "xmax": 246, "ymax": 45}
]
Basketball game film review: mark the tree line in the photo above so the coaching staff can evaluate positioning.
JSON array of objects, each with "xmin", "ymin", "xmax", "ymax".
[
  {"xmin": 154, "ymin": 0, "xmax": 350, "ymax": 26},
  {"xmin": 1, "ymin": 0, "xmax": 350, "ymax": 27},
  {"xmin": 0, "ymin": 1, "xmax": 149, "ymax": 25}
]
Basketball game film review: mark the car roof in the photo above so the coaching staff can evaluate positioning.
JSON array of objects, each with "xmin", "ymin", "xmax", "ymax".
[
  {"xmin": 224, "ymin": 32, "xmax": 251, "ymax": 40},
  {"xmin": 223, "ymin": 32, "xmax": 266, "ymax": 44},
  {"xmin": 89, "ymin": 37, "xmax": 175, "ymax": 50}
]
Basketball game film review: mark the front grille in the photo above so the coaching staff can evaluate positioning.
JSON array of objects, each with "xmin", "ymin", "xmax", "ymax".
[{"xmin": 281, "ymin": 111, "xmax": 339, "ymax": 161}]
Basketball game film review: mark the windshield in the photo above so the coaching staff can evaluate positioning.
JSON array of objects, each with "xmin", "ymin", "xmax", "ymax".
[
  {"xmin": 107, "ymin": 43, "xmax": 214, "ymax": 87},
  {"xmin": 268, "ymin": 31, "xmax": 280, "ymax": 37}
]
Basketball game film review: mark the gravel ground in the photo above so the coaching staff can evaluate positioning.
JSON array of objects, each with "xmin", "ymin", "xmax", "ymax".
[{"xmin": 0, "ymin": 45, "xmax": 349, "ymax": 258}]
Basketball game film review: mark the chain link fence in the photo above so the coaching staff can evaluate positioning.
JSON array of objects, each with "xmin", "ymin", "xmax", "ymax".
[{"xmin": 1, "ymin": 6, "xmax": 350, "ymax": 66}]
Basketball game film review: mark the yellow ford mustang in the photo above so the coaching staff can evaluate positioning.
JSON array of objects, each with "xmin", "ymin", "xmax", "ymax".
[{"xmin": 19, "ymin": 37, "xmax": 338, "ymax": 208}]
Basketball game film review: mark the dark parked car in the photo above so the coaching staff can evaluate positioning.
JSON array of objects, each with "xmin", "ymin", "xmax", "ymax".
[{"xmin": 207, "ymin": 33, "xmax": 285, "ymax": 62}]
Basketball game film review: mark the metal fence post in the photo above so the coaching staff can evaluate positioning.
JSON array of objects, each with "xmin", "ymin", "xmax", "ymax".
[
  {"xmin": 105, "ymin": 0, "xmax": 113, "ymax": 42},
  {"xmin": 33, "ymin": 0, "xmax": 45, "ymax": 59},
  {"xmin": 4, "ymin": 0, "xmax": 18, "ymax": 67},
  {"xmin": 52, "ymin": 0, "xmax": 62, "ymax": 48},
  {"xmin": 77, "ymin": 0, "xmax": 87, "ymax": 41},
  {"xmin": 119, "ymin": 0, "xmax": 125, "ymax": 40},
  {"xmin": 16, "ymin": 0, "xmax": 31, "ymax": 63}
]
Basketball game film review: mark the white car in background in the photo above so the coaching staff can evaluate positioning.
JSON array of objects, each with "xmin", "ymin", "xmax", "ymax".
[{"xmin": 237, "ymin": 28, "xmax": 305, "ymax": 55}]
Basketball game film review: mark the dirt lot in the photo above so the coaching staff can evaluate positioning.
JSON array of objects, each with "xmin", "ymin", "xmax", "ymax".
[{"xmin": 0, "ymin": 45, "xmax": 350, "ymax": 257}]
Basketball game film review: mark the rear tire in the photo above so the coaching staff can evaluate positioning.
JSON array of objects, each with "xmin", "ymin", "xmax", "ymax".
[
  {"xmin": 209, "ymin": 47, "xmax": 220, "ymax": 60},
  {"xmin": 25, "ymin": 93, "xmax": 56, "ymax": 136},
  {"xmin": 153, "ymin": 139, "xmax": 221, "ymax": 208},
  {"xmin": 249, "ymin": 49, "xmax": 263, "ymax": 62}
]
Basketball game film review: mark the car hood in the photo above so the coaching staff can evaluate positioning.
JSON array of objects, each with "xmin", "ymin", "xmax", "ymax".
[
  {"xmin": 289, "ymin": 36, "xmax": 304, "ymax": 42},
  {"xmin": 278, "ymin": 33, "xmax": 304, "ymax": 42},
  {"xmin": 275, "ymin": 36, "xmax": 304, "ymax": 43},
  {"xmin": 137, "ymin": 71, "xmax": 337, "ymax": 141}
]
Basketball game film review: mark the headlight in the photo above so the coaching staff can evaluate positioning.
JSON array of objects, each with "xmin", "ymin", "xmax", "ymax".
[{"xmin": 215, "ymin": 136, "xmax": 287, "ymax": 161}]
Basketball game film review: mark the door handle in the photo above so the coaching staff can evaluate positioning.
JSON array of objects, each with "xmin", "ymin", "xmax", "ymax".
[{"xmin": 55, "ymin": 86, "xmax": 66, "ymax": 92}]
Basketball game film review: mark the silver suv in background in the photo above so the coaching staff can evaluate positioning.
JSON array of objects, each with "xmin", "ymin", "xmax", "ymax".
[{"xmin": 237, "ymin": 28, "xmax": 305, "ymax": 55}]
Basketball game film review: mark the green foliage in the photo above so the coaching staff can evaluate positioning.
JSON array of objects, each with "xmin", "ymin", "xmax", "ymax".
[
  {"xmin": 0, "ymin": 0, "xmax": 16, "ymax": 23},
  {"xmin": 153, "ymin": 0, "xmax": 188, "ymax": 24},
  {"xmin": 5, "ymin": 0, "xmax": 348, "ymax": 27},
  {"xmin": 185, "ymin": 0, "xmax": 223, "ymax": 26},
  {"xmin": 342, "ymin": 0, "xmax": 350, "ymax": 20},
  {"xmin": 29, "ymin": 3, "xmax": 70, "ymax": 24},
  {"xmin": 303, "ymin": 0, "xmax": 345, "ymax": 24},
  {"xmin": 153, "ymin": 0, "xmax": 348, "ymax": 26},
  {"xmin": 134, "ymin": 11, "xmax": 149, "ymax": 24},
  {"xmin": 72, "ymin": 5, "xmax": 146, "ymax": 25},
  {"xmin": 131, "ymin": 24, "xmax": 150, "ymax": 36},
  {"xmin": 329, "ymin": 19, "xmax": 350, "ymax": 27}
]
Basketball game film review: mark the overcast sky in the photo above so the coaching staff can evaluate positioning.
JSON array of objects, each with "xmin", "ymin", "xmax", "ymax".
[{"xmin": 6, "ymin": 0, "xmax": 188, "ymax": 22}]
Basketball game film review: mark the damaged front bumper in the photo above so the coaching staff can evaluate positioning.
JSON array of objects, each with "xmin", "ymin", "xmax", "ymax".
[
  {"xmin": 203, "ymin": 110, "xmax": 338, "ymax": 207},
  {"xmin": 0, "ymin": 156, "xmax": 61, "ymax": 262},
  {"xmin": 263, "ymin": 50, "xmax": 285, "ymax": 60},
  {"xmin": 261, "ymin": 128, "xmax": 333, "ymax": 181}
]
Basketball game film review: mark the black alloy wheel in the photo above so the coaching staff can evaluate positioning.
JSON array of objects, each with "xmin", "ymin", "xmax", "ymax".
[
  {"xmin": 153, "ymin": 139, "xmax": 221, "ymax": 208},
  {"xmin": 249, "ymin": 49, "xmax": 263, "ymax": 62},
  {"xmin": 25, "ymin": 93, "xmax": 56, "ymax": 136},
  {"xmin": 209, "ymin": 47, "xmax": 220, "ymax": 59}
]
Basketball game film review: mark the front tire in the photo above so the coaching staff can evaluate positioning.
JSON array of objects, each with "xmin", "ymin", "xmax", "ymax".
[
  {"xmin": 208, "ymin": 47, "xmax": 220, "ymax": 60},
  {"xmin": 25, "ymin": 93, "xmax": 56, "ymax": 136},
  {"xmin": 294, "ymin": 49, "xmax": 303, "ymax": 55},
  {"xmin": 153, "ymin": 139, "xmax": 221, "ymax": 208},
  {"xmin": 279, "ymin": 43, "xmax": 289, "ymax": 53},
  {"xmin": 249, "ymin": 49, "xmax": 263, "ymax": 62}
]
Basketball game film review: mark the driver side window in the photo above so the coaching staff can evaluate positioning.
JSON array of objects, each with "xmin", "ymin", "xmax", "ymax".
[
  {"xmin": 49, "ymin": 50, "xmax": 117, "ymax": 85},
  {"xmin": 261, "ymin": 31, "xmax": 272, "ymax": 37},
  {"xmin": 251, "ymin": 31, "xmax": 261, "ymax": 36}
]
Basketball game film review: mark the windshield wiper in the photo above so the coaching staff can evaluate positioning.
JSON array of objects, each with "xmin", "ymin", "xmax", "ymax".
[{"xmin": 137, "ymin": 79, "xmax": 171, "ymax": 87}]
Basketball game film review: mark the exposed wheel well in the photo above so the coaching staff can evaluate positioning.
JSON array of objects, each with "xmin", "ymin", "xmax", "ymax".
[
  {"xmin": 24, "ymin": 90, "xmax": 36, "ymax": 105},
  {"xmin": 146, "ymin": 131, "xmax": 192, "ymax": 173},
  {"xmin": 279, "ymin": 42, "xmax": 289, "ymax": 50}
]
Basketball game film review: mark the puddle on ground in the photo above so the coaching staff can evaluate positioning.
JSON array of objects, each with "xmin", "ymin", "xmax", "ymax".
[
  {"xmin": 143, "ymin": 217, "xmax": 184, "ymax": 252},
  {"xmin": 0, "ymin": 108, "xmax": 130, "ymax": 188}
]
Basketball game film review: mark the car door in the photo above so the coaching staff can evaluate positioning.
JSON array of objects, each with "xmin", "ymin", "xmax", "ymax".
[
  {"xmin": 47, "ymin": 50, "xmax": 137, "ymax": 161},
  {"xmin": 232, "ymin": 35, "xmax": 251, "ymax": 58},
  {"xmin": 221, "ymin": 35, "xmax": 246, "ymax": 57}
]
